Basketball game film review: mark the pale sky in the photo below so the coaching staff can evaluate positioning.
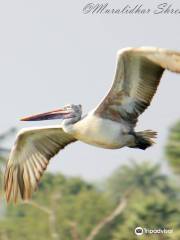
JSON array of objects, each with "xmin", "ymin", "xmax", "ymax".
[{"xmin": 1, "ymin": 0, "xmax": 180, "ymax": 180}]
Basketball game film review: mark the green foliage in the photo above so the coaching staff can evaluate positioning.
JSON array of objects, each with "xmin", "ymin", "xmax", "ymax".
[
  {"xmin": 166, "ymin": 121, "xmax": 180, "ymax": 174},
  {"xmin": 106, "ymin": 162, "xmax": 180, "ymax": 240},
  {"xmin": 1, "ymin": 162, "xmax": 179, "ymax": 240},
  {"xmin": 112, "ymin": 189, "xmax": 180, "ymax": 240},
  {"xmin": 106, "ymin": 161, "xmax": 170, "ymax": 203},
  {"xmin": 0, "ymin": 173, "xmax": 113, "ymax": 240}
]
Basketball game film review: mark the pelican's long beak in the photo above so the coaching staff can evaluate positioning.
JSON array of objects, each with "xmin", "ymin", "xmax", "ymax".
[{"xmin": 21, "ymin": 108, "xmax": 73, "ymax": 121}]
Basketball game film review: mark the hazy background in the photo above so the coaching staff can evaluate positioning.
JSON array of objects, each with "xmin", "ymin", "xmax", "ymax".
[{"xmin": 1, "ymin": 0, "xmax": 180, "ymax": 180}]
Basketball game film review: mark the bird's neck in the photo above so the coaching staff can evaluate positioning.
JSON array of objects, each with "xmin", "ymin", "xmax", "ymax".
[{"xmin": 62, "ymin": 116, "xmax": 81, "ymax": 134}]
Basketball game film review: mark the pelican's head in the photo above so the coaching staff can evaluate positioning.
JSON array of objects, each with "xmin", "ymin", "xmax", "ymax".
[{"xmin": 21, "ymin": 104, "xmax": 82, "ymax": 122}]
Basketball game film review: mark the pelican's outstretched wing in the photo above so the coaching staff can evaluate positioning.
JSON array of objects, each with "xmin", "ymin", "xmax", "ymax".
[
  {"xmin": 4, "ymin": 126, "xmax": 76, "ymax": 202},
  {"xmin": 95, "ymin": 47, "xmax": 180, "ymax": 124}
]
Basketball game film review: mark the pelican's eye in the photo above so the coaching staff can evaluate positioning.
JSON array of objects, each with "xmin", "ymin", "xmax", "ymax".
[{"xmin": 65, "ymin": 105, "xmax": 71, "ymax": 110}]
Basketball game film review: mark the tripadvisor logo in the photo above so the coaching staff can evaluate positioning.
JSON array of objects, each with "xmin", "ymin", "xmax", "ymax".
[
  {"xmin": 135, "ymin": 227, "xmax": 143, "ymax": 236},
  {"xmin": 135, "ymin": 227, "xmax": 173, "ymax": 236}
]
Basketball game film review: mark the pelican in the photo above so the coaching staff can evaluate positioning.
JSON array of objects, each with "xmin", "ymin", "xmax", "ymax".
[{"xmin": 4, "ymin": 47, "xmax": 180, "ymax": 202}]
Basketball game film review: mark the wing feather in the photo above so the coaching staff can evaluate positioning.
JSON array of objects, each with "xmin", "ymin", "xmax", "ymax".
[
  {"xmin": 95, "ymin": 47, "xmax": 180, "ymax": 124},
  {"xmin": 4, "ymin": 126, "xmax": 76, "ymax": 202}
]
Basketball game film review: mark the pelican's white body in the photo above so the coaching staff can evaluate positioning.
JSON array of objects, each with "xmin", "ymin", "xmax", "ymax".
[{"xmin": 63, "ymin": 112, "xmax": 134, "ymax": 149}]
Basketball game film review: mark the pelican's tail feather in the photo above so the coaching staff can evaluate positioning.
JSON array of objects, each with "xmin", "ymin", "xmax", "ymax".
[{"xmin": 130, "ymin": 130, "xmax": 157, "ymax": 150}]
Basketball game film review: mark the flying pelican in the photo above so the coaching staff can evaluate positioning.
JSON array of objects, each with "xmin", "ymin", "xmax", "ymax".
[{"xmin": 4, "ymin": 47, "xmax": 180, "ymax": 202}]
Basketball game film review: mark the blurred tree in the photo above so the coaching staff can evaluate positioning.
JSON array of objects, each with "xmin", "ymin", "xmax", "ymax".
[
  {"xmin": 0, "ymin": 127, "xmax": 16, "ymax": 165},
  {"xmin": 107, "ymin": 163, "xmax": 180, "ymax": 240},
  {"xmin": 0, "ymin": 173, "xmax": 113, "ymax": 240},
  {"xmin": 106, "ymin": 161, "xmax": 171, "ymax": 203},
  {"xmin": 166, "ymin": 121, "xmax": 180, "ymax": 174},
  {"xmin": 112, "ymin": 189, "xmax": 180, "ymax": 240},
  {"xmin": 0, "ymin": 161, "xmax": 179, "ymax": 240}
]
